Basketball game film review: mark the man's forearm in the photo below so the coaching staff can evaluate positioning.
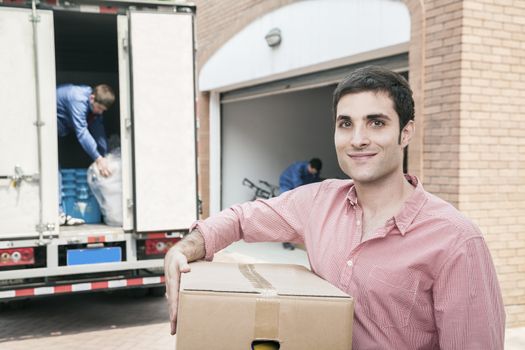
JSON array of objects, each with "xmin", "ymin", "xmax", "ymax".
[{"xmin": 175, "ymin": 229, "xmax": 205, "ymax": 262}]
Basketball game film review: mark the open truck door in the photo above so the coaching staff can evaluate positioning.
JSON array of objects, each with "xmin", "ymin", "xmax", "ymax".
[
  {"xmin": 0, "ymin": 6, "xmax": 58, "ymax": 239},
  {"xmin": 0, "ymin": 1, "xmax": 196, "ymax": 301},
  {"xmin": 128, "ymin": 11, "xmax": 197, "ymax": 233}
]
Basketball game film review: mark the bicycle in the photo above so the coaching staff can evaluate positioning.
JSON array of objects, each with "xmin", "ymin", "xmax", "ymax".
[
  {"xmin": 258, "ymin": 179, "xmax": 279, "ymax": 198},
  {"xmin": 242, "ymin": 178, "xmax": 279, "ymax": 200}
]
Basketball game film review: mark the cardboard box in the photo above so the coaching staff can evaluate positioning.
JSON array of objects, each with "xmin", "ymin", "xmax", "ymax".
[{"xmin": 176, "ymin": 262, "xmax": 354, "ymax": 350}]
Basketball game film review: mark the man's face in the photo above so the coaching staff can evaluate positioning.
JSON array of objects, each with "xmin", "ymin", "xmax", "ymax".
[
  {"xmin": 334, "ymin": 91, "xmax": 413, "ymax": 185},
  {"xmin": 307, "ymin": 165, "xmax": 318, "ymax": 175},
  {"xmin": 89, "ymin": 95, "xmax": 108, "ymax": 115}
]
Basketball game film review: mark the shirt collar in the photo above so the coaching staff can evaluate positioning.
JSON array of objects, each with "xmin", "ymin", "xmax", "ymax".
[
  {"xmin": 393, "ymin": 175, "xmax": 427, "ymax": 235},
  {"xmin": 347, "ymin": 185, "xmax": 358, "ymax": 207},
  {"xmin": 346, "ymin": 174, "xmax": 428, "ymax": 236}
]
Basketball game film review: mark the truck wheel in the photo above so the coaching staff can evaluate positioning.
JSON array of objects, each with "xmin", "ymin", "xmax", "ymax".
[
  {"xmin": 0, "ymin": 298, "xmax": 30, "ymax": 310},
  {"xmin": 149, "ymin": 286, "xmax": 166, "ymax": 297},
  {"xmin": 124, "ymin": 287, "xmax": 149, "ymax": 298}
]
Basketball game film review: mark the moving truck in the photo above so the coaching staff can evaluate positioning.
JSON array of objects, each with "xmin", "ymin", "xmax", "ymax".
[{"xmin": 0, "ymin": 0, "xmax": 197, "ymax": 300}]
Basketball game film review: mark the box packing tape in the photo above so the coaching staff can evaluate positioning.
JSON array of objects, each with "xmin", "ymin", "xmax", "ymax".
[{"xmin": 239, "ymin": 264, "xmax": 280, "ymax": 340}]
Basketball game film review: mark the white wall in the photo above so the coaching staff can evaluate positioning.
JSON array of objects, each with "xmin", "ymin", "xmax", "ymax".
[
  {"xmin": 221, "ymin": 86, "xmax": 346, "ymax": 208},
  {"xmin": 200, "ymin": 0, "xmax": 410, "ymax": 92}
]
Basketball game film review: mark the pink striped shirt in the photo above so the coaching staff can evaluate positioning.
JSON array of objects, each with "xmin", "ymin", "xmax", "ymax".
[{"xmin": 194, "ymin": 175, "xmax": 505, "ymax": 349}]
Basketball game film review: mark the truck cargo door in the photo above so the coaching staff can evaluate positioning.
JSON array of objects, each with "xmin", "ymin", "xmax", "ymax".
[
  {"xmin": 129, "ymin": 11, "xmax": 197, "ymax": 232},
  {"xmin": 0, "ymin": 7, "xmax": 58, "ymax": 238}
]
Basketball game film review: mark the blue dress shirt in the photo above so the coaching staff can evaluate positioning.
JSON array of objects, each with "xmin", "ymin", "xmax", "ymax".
[
  {"xmin": 279, "ymin": 161, "xmax": 320, "ymax": 193},
  {"xmin": 57, "ymin": 84, "xmax": 107, "ymax": 161}
]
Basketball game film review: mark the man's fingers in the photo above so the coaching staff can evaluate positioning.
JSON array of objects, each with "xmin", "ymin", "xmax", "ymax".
[
  {"xmin": 100, "ymin": 167, "xmax": 111, "ymax": 177},
  {"xmin": 95, "ymin": 157, "xmax": 112, "ymax": 177},
  {"xmin": 165, "ymin": 249, "xmax": 190, "ymax": 335},
  {"xmin": 170, "ymin": 317, "xmax": 177, "ymax": 335},
  {"xmin": 166, "ymin": 274, "xmax": 179, "ymax": 335},
  {"xmin": 167, "ymin": 286, "xmax": 179, "ymax": 335},
  {"xmin": 177, "ymin": 254, "xmax": 191, "ymax": 273}
]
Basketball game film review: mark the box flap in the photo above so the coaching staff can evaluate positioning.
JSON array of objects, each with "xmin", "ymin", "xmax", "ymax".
[{"xmin": 181, "ymin": 261, "xmax": 349, "ymax": 298}]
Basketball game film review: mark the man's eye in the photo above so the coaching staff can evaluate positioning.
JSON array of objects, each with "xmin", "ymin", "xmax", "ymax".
[
  {"xmin": 339, "ymin": 121, "xmax": 352, "ymax": 128},
  {"xmin": 371, "ymin": 120, "xmax": 384, "ymax": 127}
]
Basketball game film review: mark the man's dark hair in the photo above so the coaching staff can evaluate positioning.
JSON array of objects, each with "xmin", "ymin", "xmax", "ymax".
[
  {"xmin": 309, "ymin": 158, "xmax": 322, "ymax": 172},
  {"xmin": 93, "ymin": 84, "xmax": 116, "ymax": 108},
  {"xmin": 332, "ymin": 66, "xmax": 414, "ymax": 131}
]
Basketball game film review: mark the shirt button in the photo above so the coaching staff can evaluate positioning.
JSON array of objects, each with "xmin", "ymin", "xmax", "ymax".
[
  {"xmin": 347, "ymin": 260, "xmax": 353, "ymax": 267},
  {"xmin": 356, "ymin": 220, "xmax": 361, "ymax": 226}
]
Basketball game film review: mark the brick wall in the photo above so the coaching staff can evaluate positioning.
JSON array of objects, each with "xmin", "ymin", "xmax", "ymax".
[
  {"xmin": 457, "ymin": 0, "xmax": 525, "ymax": 327},
  {"xmin": 193, "ymin": 0, "xmax": 525, "ymax": 327},
  {"xmin": 418, "ymin": 0, "xmax": 463, "ymax": 206}
]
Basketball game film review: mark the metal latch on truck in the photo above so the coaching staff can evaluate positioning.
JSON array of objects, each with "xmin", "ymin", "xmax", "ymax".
[{"xmin": 0, "ymin": 166, "xmax": 39, "ymax": 188}]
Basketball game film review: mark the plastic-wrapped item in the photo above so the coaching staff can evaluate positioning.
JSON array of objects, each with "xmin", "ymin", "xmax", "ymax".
[{"xmin": 87, "ymin": 148, "xmax": 122, "ymax": 226}]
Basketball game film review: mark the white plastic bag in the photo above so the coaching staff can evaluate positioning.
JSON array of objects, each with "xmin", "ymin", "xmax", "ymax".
[{"xmin": 87, "ymin": 148, "xmax": 123, "ymax": 226}]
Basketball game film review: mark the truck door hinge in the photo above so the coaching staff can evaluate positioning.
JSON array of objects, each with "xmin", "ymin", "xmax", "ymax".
[
  {"xmin": 36, "ymin": 222, "xmax": 55, "ymax": 233},
  {"xmin": 125, "ymin": 118, "xmax": 132, "ymax": 129},
  {"xmin": 29, "ymin": 14, "xmax": 41, "ymax": 23},
  {"xmin": 122, "ymin": 37, "xmax": 129, "ymax": 51},
  {"xmin": 127, "ymin": 199, "xmax": 134, "ymax": 209}
]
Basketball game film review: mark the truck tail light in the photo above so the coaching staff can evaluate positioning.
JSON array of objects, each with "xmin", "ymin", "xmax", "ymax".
[
  {"xmin": 145, "ymin": 238, "xmax": 180, "ymax": 256},
  {"xmin": 0, "ymin": 248, "xmax": 35, "ymax": 267}
]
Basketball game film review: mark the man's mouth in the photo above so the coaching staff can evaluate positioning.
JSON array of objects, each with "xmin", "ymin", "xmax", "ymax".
[{"xmin": 348, "ymin": 152, "xmax": 377, "ymax": 160}]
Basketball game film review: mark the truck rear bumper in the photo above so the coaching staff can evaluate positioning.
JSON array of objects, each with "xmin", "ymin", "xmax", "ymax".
[
  {"xmin": 0, "ymin": 274, "xmax": 165, "ymax": 301},
  {"xmin": 0, "ymin": 258, "xmax": 164, "ymax": 280}
]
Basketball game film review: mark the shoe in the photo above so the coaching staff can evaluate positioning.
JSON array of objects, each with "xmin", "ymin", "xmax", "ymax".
[
  {"xmin": 59, "ymin": 213, "xmax": 85, "ymax": 226},
  {"xmin": 282, "ymin": 242, "xmax": 295, "ymax": 250}
]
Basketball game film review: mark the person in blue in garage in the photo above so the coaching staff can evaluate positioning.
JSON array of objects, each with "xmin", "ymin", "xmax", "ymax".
[
  {"xmin": 279, "ymin": 158, "xmax": 322, "ymax": 249},
  {"xmin": 279, "ymin": 158, "xmax": 323, "ymax": 193},
  {"xmin": 56, "ymin": 84, "xmax": 115, "ymax": 225}
]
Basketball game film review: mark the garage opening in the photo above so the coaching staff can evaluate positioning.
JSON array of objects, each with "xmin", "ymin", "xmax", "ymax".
[{"xmin": 220, "ymin": 55, "xmax": 408, "ymax": 209}]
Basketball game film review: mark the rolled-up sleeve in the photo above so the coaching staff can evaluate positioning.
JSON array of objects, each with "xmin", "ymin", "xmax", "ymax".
[
  {"xmin": 433, "ymin": 236, "xmax": 505, "ymax": 349},
  {"xmin": 70, "ymin": 98, "xmax": 101, "ymax": 161},
  {"xmin": 192, "ymin": 182, "xmax": 320, "ymax": 261}
]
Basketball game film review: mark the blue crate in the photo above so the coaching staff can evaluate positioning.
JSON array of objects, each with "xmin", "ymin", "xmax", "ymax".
[
  {"xmin": 61, "ymin": 183, "xmax": 77, "ymax": 217},
  {"xmin": 74, "ymin": 169, "xmax": 88, "ymax": 184},
  {"xmin": 70, "ymin": 185, "xmax": 101, "ymax": 224},
  {"xmin": 61, "ymin": 168, "xmax": 101, "ymax": 224}
]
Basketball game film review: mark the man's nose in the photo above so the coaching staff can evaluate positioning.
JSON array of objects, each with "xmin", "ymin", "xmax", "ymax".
[{"xmin": 350, "ymin": 125, "xmax": 370, "ymax": 149}]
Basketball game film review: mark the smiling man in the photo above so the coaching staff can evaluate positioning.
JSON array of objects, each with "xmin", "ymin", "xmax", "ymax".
[{"xmin": 165, "ymin": 66, "xmax": 505, "ymax": 349}]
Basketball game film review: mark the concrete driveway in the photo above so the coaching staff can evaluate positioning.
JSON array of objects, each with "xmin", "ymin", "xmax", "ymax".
[{"xmin": 0, "ymin": 241, "xmax": 523, "ymax": 349}]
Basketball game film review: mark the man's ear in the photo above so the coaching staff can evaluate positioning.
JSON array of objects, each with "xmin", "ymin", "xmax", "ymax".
[
  {"xmin": 89, "ymin": 94, "xmax": 95, "ymax": 104},
  {"xmin": 400, "ymin": 120, "xmax": 415, "ymax": 148}
]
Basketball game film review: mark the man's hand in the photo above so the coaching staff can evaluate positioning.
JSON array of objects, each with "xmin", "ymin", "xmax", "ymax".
[
  {"xmin": 95, "ymin": 156, "xmax": 112, "ymax": 177},
  {"xmin": 164, "ymin": 230, "xmax": 205, "ymax": 335}
]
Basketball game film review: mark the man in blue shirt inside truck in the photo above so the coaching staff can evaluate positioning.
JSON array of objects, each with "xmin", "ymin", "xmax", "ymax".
[{"xmin": 56, "ymin": 84, "xmax": 115, "ymax": 225}]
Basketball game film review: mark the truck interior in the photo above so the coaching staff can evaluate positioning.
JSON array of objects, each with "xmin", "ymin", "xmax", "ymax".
[{"xmin": 54, "ymin": 11, "xmax": 123, "ymax": 233}]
